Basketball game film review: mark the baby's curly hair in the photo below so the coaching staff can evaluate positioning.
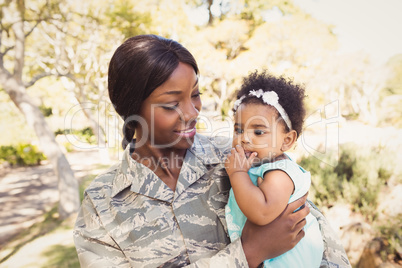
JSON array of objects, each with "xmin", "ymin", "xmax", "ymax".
[{"xmin": 235, "ymin": 70, "xmax": 306, "ymax": 137}]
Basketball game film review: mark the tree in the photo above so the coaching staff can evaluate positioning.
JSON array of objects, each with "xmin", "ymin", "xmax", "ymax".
[
  {"xmin": 54, "ymin": 0, "xmax": 153, "ymax": 156},
  {"xmin": 42, "ymin": 2, "xmax": 118, "ymax": 161},
  {"xmin": 193, "ymin": 19, "xmax": 251, "ymax": 115},
  {"xmin": 304, "ymin": 52, "xmax": 390, "ymax": 125},
  {"xmin": 379, "ymin": 54, "xmax": 402, "ymax": 127},
  {"xmin": 185, "ymin": 0, "xmax": 216, "ymax": 26},
  {"xmin": 385, "ymin": 54, "xmax": 402, "ymax": 95},
  {"xmin": 186, "ymin": 2, "xmax": 339, "ymax": 116},
  {"xmin": 0, "ymin": 0, "xmax": 79, "ymax": 219}
]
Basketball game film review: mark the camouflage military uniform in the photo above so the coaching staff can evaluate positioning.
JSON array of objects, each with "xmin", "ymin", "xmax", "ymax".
[{"xmin": 74, "ymin": 134, "xmax": 351, "ymax": 267}]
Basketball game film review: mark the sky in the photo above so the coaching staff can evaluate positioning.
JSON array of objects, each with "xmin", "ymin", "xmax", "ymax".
[{"xmin": 294, "ymin": 0, "xmax": 402, "ymax": 64}]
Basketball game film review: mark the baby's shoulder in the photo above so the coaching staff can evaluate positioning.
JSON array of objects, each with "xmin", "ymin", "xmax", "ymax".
[{"xmin": 251, "ymin": 158, "xmax": 308, "ymax": 180}]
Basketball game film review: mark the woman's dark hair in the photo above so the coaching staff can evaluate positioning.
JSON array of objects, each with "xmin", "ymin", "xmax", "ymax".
[
  {"xmin": 108, "ymin": 35, "xmax": 199, "ymax": 149},
  {"xmin": 235, "ymin": 70, "xmax": 306, "ymax": 137}
]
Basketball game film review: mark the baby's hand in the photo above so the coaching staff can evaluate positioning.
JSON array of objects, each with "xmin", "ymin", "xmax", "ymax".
[{"xmin": 225, "ymin": 145, "xmax": 257, "ymax": 177}]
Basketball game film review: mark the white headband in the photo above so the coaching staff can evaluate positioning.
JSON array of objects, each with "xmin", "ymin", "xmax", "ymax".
[{"xmin": 233, "ymin": 89, "xmax": 292, "ymax": 130}]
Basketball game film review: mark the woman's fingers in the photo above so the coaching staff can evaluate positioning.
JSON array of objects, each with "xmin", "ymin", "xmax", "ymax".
[
  {"xmin": 294, "ymin": 214, "xmax": 307, "ymax": 233},
  {"xmin": 257, "ymin": 177, "xmax": 263, "ymax": 186},
  {"xmin": 287, "ymin": 192, "xmax": 308, "ymax": 215}
]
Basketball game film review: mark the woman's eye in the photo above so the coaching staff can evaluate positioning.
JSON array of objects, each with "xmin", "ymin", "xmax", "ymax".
[
  {"xmin": 162, "ymin": 104, "xmax": 179, "ymax": 110},
  {"xmin": 192, "ymin": 92, "xmax": 202, "ymax": 98},
  {"xmin": 254, "ymin": 130, "xmax": 265, "ymax": 135}
]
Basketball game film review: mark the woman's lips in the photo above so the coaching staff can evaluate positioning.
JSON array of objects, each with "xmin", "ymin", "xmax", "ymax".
[
  {"xmin": 175, "ymin": 121, "xmax": 197, "ymax": 137},
  {"xmin": 174, "ymin": 127, "xmax": 197, "ymax": 138}
]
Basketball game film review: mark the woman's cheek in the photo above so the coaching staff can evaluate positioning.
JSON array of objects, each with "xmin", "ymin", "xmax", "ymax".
[{"xmin": 154, "ymin": 113, "xmax": 178, "ymax": 131}]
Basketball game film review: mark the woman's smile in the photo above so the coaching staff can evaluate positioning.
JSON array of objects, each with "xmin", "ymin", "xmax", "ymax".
[
  {"xmin": 174, "ymin": 127, "xmax": 197, "ymax": 137},
  {"xmin": 174, "ymin": 121, "xmax": 197, "ymax": 138}
]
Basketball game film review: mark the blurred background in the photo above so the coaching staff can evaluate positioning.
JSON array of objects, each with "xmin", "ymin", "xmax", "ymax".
[{"xmin": 0, "ymin": 0, "xmax": 401, "ymax": 267}]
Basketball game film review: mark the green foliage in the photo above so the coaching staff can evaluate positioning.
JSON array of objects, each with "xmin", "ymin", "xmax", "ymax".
[
  {"xmin": 220, "ymin": 99, "xmax": 233, "ymax": 118},
  {"xmin": 385, "ymin": 54, "xmax": 402, "ymax": 95},
  {"xmin": 62, "ymin": 142, "xmax": 75, "ymax": 153},
  {"xmin": 378, "ymin": 54, "xmax": 402, "ymax": 127},
  {"xmin": 0, "ymin": 144, "xmax": 46, "ymax": 166},
  {"xmin": 240, "ymin": 0, "xmax": 302, "ymax": 23},
  {"xmin": 105, "ymin": 0, "xmax": 152, "ymax": 38},
  {"xmin": 78, "ymin": 127, "xmax": 95, "ymax": 143},
  {"xmin": 54, "ymin": 129, "xmax": 65, "ymax": 136},
  {"xmin": 39, "ymin": 105, "xmax": 53, "ymax": 117},
  {"xmin": 204, "ymin": 19, "xmax": 251, "ymax": 60},
  {"xmin": 300, "ymin": 143, "xmax": 393, "ymax": 219},
  {"xmin": 376, "ymin": 217, "xmax": 402, "ymax": 262},
  {"xmin": 55, "ymin": 127, "xmax": 96, "ymax": 145}
]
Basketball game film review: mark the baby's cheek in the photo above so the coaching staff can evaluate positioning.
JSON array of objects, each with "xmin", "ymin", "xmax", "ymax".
[{"xmin": 231, "ymin": 140, "xmax": 238, "ymax": 147}]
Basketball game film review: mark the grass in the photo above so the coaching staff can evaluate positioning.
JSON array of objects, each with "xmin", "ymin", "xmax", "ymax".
[{"xmin": 41, "ymin": 245, "xmax": 80, "ymax": 268}]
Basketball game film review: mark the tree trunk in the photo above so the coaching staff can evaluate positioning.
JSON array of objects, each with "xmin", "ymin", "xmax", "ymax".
[
  {"xmin": 207, "ymin": 0, "xmax": 214, "ymax": 25},
  {"xmin": 2, "ymin": 77, "xmax": 80, "ymax": 219},
  {"xmin": 0, "ymin": 4, "xmax": 80, "ymax": 219},
  {"xmin": 0, "ymin": 3, "xmax": 80, "ymax": 219}
]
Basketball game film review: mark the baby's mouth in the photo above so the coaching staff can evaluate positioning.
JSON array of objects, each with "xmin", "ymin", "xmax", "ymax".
[{"xmin": 244, "ymin": 150, "xmax": 253, "ymax": 158}]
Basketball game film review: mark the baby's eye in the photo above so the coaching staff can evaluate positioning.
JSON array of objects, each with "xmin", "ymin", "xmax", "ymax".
[
  {"xmin": 254, "ymin": 129, "xmax": 265, "ymax": 135},
  {"xmin": 234, "ymin": 127, "xmax": 243, "ymax": 134}
]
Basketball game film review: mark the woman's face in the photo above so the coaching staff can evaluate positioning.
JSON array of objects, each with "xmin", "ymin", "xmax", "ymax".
[{"xmin": 136, "ymin": 62, "xmax": 202, "ymax": 151}]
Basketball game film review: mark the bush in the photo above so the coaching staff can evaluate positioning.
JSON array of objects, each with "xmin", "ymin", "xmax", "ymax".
[
  {"xmin": 0, "ymin": 144, "xmax": 46, "ymax": 166},
  {"xmin": 376, "ymin": 217, "xmax": 402, "ymax": 263},
  {"xmin": 299, "ymin": 143, "xmax": 393, "ymax": 219},
  {"xmin": 55, "ymin": 127, "xmax": 96, "ymax": 144},
  {"xmin": 77, "ymin": 127, "xmax": 95, "ymax": 144},
  {"xmin": 39, "ymin": 105, "xmax": 53, "ymax": 117}
]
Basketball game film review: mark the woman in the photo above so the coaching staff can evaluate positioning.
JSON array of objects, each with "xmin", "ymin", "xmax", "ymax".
[{"xmin": 74, "ymin": 34, "xmax": 350, "ymax": 268}]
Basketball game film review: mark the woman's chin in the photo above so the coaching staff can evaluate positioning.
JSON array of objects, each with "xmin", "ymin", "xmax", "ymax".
[
  {"xmin": 157, "ymin": 136, "xmax": 195, "ymax": 151},
  {"xmin": 174, "ymin": 137, "xmax": 195, "ymax": 150}
]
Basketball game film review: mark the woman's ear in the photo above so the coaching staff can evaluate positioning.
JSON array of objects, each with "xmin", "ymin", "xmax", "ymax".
[{"xmin": 281, "ymin": 130, "xmax": 297, "ymax": 152}]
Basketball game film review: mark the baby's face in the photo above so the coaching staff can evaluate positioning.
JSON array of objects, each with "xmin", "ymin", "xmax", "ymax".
[{"xmin": 232, "ymin": 103, "xmax": 287, "ymax": 164}]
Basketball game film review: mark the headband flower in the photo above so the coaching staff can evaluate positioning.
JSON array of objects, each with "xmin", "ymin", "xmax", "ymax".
[{"xmin": 233, "ymin": 89, "xmax": 292, "ymax": 130}]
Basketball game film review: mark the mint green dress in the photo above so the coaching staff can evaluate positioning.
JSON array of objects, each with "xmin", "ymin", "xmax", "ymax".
[{"xmin": 225, "ymin": 156, "xmax": 324, "ymax": 268}]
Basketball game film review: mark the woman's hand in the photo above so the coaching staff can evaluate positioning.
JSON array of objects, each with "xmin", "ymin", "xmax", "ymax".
[{"xmin": 241, "ymin": 193, "xmax": 310, "ymax": 268}]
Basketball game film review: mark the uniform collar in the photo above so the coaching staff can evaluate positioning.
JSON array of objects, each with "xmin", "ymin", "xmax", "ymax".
[{"xmin": 111, "ymin": 134, "xmax": 224, "ymax": 201}]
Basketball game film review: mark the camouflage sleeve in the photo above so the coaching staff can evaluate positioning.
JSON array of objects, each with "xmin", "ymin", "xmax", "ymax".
[
  {"xmin": 186, "ymin": 238, "xmax": 249, "ymax": 267},
  {"xmin": 73, "ymin": 195, "xmax": 130, "ymax": 268},
  {"xmin": 308, "ymin": 200, "xmax": 352, "ymax": 268}
]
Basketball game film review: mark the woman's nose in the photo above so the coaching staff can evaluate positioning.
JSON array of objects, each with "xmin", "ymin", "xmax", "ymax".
[{"xmin": 180, "ymin": 101, "xmax": 199, "ymax": 122}]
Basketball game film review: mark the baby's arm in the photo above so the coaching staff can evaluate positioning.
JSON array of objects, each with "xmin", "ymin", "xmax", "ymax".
[{"xmin": 225, "ymin": 145, "xmax": 294, "ymax": 226}]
